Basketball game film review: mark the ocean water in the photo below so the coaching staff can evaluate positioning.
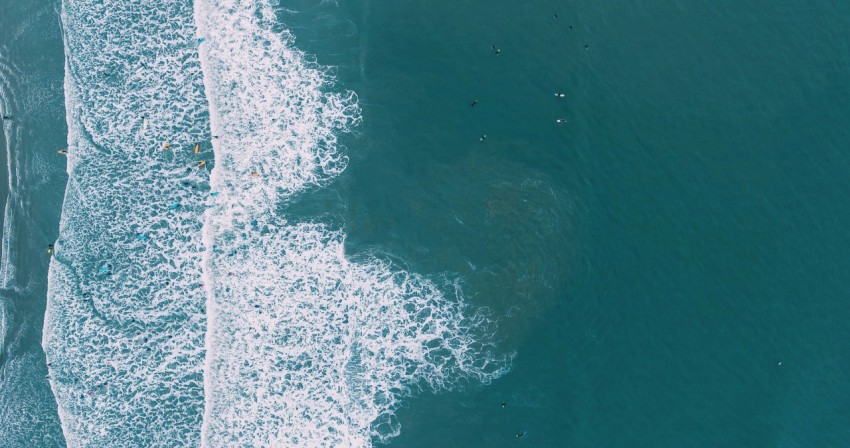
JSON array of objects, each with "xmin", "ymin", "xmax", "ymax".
[
  {"xmin": 2, "ymin": 0, "xmax": 850, "ymax": 447},
  {"xmin": 0, "ymin": 1, "xmax": 67, "ymax": 446}
]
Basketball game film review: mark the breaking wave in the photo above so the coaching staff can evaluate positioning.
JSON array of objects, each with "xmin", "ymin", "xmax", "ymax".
[
  {"xmin": 43, "ymin": 1, "xmax": 210, "ymax": 445},
  {"xmin": 45, "ymin": 1, "xmax": 510, "ymax": 446}
]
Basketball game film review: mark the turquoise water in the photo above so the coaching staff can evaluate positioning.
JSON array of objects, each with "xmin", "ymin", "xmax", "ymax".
[
  {"xmin": 0, "ymin": 1, "xmax": 67, "ymax": 445},
  {"xmin": 2, "ymin": 0, "xmax": 850, "ymax": 446}
]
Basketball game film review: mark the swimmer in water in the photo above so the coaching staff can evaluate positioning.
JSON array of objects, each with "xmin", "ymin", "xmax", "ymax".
[
  {"xmin": 554, "ymin": 92, "xmax": 566, "ymax": 98},
  {"xmin": 479, "ymin": 134, "xmax": 487, "ymax": 141},
  {"xmin": 556, "ymin": 119, "xmax": 568, "ymax": 124},
  {"xmin": 516, "ymin": 432, "xmax": 525, "ymax": 438},
  {"xmin": 1, "ymin": 115, "xmax": 10, "ymax": 120},
  {"xmin": 470, "ymin": 99, "xmax": 478, "ymax": 107},
  {"xmin": 57, "ymin": 149, "xmax": 68, "ymax": 155},
  {"xmin": 491, "ymin": 45, "xmax": 501, "ymax": 55}
]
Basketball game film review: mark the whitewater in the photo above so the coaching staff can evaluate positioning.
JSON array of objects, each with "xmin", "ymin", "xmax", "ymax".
[{"xmin": 43, "ymin": 1, "xmax": 511, "ymax": 446}]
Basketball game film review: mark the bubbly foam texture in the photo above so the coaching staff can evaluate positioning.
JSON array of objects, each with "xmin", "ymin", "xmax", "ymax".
[
  {"xmin": 195, "ymin": 2, "xmax": 510, "ymax": 446},
  {"xmin": 43, "ymin": 1, "xmax": 210, "ymax": 445},
  {"xmin": 200, "ymin": 222, "xmax": 510, "ymax": 446},
  {"xmin": 194, "ymin": 0, "xmax": 360, "ymax": 218},
  {"xmin": 44, "ymin": 1, "xmax": 509, "ymax": 446}
]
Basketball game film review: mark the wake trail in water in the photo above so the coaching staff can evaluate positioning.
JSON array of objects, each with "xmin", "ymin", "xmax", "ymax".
[
  {"xmin": 194, "ymin": 1, "xmax": 511, "ymax": 446},
  {"xmin": 43, "ymin": 1, "xmax": 211, "ymax": 445}
]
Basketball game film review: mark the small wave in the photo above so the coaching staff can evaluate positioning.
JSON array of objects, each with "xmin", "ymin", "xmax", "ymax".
[
  {"xmin": 194, "ymin": 0, "xmax": 360, "ymax": 218},
  {"xmin": 44, "ymin": 1, "xmax": 211, "ymax": 446},
  {"xmin": 200, "ymin": 222, "xmax": 510, "ymax": 446},
  {"xmin": 195, "ymin": 2, "xmax": 510, "ymax": 446}
]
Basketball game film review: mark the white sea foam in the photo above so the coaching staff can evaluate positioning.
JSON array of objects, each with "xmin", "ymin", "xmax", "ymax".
[
  {"xmin": 194, "ymin": 1, "xmax": 511, "ymax": 446},
  {"xmin": 200, "ymin": 222, "xmax": 510, "ymax": 447},
  {"xmin": 44, "ymin": 0, "xmax": 509, "ymax": 445},
  {"xmin": 43, "ymin": 1, "xmax": 210, "ymax": 445}
]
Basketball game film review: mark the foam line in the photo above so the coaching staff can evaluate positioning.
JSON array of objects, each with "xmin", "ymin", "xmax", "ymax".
[
  {"xmin": 194, "ymin": 2, "xmax": 510, "ymax": 446},
  {"xmin": 43, "ymin": 1, "xmax": 211, "ymax": 445}
]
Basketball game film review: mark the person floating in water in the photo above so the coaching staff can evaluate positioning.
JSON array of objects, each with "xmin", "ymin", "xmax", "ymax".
[
  {"xmin": 470, "ymin": 99, "xmax": 478, "ymax": 107},
  {"xmin": 491, "ymin": 45, "xmax": 501, "ymax": 55},
  {"xmin": 556, "ymin": 118, "xmax": 568, "ymax": 124},
  {"xmin": 516, "ymin": 432, "xmax": 525, "ymax": 438},
  {"xmin": 479, "ymin": 134, "xmax": 487, "ymax": 141},
  {"xmin": 197, "ymin": 160, "xmax": 207, "ymax": 167},
  {"xmin": 554, "ymin": 92, "xmax": 566, "ymax": 98},
  {"xmin": 501, "ymin": 402, "xmax": 507, "ymax": 408},
  {"xmin": 47, "ymin": 244, "xmax": 53, "ymax": 255},
  {"xmin": 57, "ymin": 149, "xmax": 68, "ymax": 155}
]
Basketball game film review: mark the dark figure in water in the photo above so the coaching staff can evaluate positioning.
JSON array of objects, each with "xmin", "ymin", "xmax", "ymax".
[
  {"xmin": 1, "ymin": 115, "xmax": 10, "ymax": 120},
  {"xmin": 501, "ymin": 402, "xmax": 507, "ymax": 408},
  {"xmin": 479, "ymin": 134, "xmax": 487, "ymax": 142},
  {"xmin": 470, "ymin": 99, "xmax": 478, "ymax": 107},
  {"xmin": 47, "ymin": 244, "xmax": 54, "ymax": 255},
  {"xmin": 516, "ymin": 432, "xmax": 525, "ymax": 438},
  {"xmin": 491, "ymin": 45, "xmax": 501, "ymax": 55}
]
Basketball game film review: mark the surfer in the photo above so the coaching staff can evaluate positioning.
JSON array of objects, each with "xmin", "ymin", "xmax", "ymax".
[
  {"xmin": 162, "ymin": 142, "xmax": 171, "ymax": 150},
  {"xmin": 516, "ymin": 432, "xmax": 525, "ymax": 438},
  {"xmin": 47, "ymin": 244, "xmax": 54, "ymax": 255},
  {"xmin": 479, "ymin": 134, "xmax": 487, "ymax": 141},
  {"xmin": 556, "ymin": 119, "xmax": 568, "ymax": 124},
  {"xmin": 194, "ymin": 143, "xmax": 200, "ymax": 154},
  {"xmin": 1, "ymin": 115, "xmax": 10, "ymax": 120},
  {"xmin": 57, "ymin": 149, "xmax": 68, "ymax": 155},
  {"xmin": 198, "ymin": 160, "xmax": 207, "ymax": 167},
  {"xmin": 501, "ymin": 402, "xmax": 506, "ymax": 408},
  {"xmin": 554, "ymin": 92, "xmax": 566, "ymax": 98},
  {"xmin": 470, "ymin": 99, "xmax": 478, "ymax": 107},
  {"xmin": 491, "ymin": 45, "xmax": 501, "ymax": 55}
]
